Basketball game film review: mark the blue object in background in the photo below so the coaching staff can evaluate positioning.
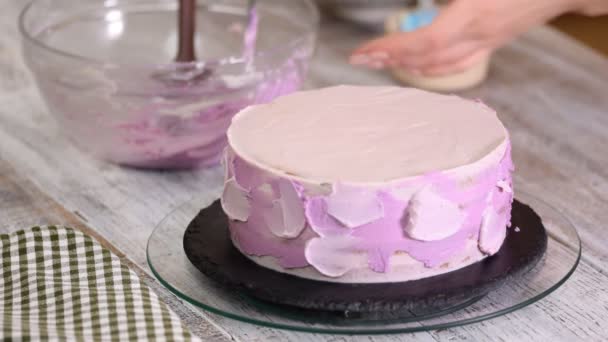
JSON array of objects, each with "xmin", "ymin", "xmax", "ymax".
[{"xmin": 399, "ymin": 8, "xmax": 438, "ymax": 32}]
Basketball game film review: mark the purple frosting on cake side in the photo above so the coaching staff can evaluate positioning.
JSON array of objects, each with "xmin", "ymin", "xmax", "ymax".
[{"xmin": 223, "ymin": 140, "xmax": 514, "ymax": 276}]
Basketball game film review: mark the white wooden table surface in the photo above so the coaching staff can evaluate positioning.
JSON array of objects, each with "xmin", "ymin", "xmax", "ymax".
[{"xmin": 2, "ymin": 1, "xmax": 608, "ymax": 341}]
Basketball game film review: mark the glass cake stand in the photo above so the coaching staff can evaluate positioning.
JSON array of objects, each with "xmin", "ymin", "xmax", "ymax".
[{"xmin": 147, "ymin": 191, "xmax": 581, "ymax": 334}]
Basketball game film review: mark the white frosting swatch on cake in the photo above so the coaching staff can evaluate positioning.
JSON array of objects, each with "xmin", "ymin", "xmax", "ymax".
[
  {"xmin": 228, "ymin": 86, "xmax": 506, "ymax": 183},
  {"xmin": 221, "ymin": 178, "xmax": 251, "ymax": 222},
  {"xmin": 497, "ymin": 179, "xmax": 513, "ymax": 193},
  {"xmin": 390, "ymin": 186, "xmax": 420, "ymax": 202},
  {"xmin": 325, "ymin": 184, "xmax": 384, "ymax": 228},
  {"xmin": 304, "ymin": 235, "xmax": 367, "ymax": 277},
  {"xmin": 479, "ymin": 206, "xmax": 508, "ymax": 255},
  {"xmin": 263, "ymin": 180, "xmax": 307, "ymax": 239},
  {"xmin": 405, "ymin": 186, "xmax": 465, "ymax": 241},
  {"xmin": 222, "ymin": 149, "xmax": 234, "ymax": 180}
]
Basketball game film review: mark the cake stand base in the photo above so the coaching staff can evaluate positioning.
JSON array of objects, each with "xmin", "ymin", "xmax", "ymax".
[{"xmin": 183, "ymin": 200, "xmax": 547, "ymax": 317}]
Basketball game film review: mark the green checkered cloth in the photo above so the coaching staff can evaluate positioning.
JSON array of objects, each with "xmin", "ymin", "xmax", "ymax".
[{"xmin": 0, "ymin": 226, "xmax": 199, "ymax": 341}]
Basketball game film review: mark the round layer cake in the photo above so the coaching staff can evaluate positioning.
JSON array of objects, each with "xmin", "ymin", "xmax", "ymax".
[{"xmin": 221, "ymin": 85, "xmax": 514, "ymax": 283}]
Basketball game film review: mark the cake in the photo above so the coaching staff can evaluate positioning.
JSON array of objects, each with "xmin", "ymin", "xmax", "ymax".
[{"xmin": 221, "ymin": 85, "xmax": 513, "ymax": 283}]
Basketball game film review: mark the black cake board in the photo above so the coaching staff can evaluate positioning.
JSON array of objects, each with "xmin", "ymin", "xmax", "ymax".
[{"xmin": 183, "ymin": 200, "xmax": 547, "ymax": 316}]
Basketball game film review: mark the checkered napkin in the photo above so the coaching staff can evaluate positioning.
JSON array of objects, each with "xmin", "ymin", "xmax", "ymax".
[{"xmin": 0, "ymin": 226, "xmax": 199, "ymax": 341}]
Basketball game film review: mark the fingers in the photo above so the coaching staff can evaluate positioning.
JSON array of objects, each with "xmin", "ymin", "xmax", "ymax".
[
  {"xmin": 352, "ymin": 28, "xmax": 436, "ymax": 59},
  {"xmin": 349, "ymin": 51, "xmax": 391, "ymax": 69},
  {"xmin": 350, "ymin": 0, "xmax": 474, "ymax": 70},
  {"xmin": 350, "ymin": 28, "xmax": 442, "ymax": 69},
  {"xmin": 419, "ymin": 49, "xmax": 490, "ymax": 76},
  {"xmin": 350, "ymin": 33, "xmax": 483, "ymax": 72},
  {"xmin": 351, "ymin": 38, "xmax": 491, "ymax": 77},
  {"xmin": 395, "ymin": 40, "xmax": 482, "ymax": 69}
]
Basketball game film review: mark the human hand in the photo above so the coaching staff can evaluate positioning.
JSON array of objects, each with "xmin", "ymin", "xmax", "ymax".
[{"xmin": 350, "ymin": 0, "xmax": 582, "ymax": 76}]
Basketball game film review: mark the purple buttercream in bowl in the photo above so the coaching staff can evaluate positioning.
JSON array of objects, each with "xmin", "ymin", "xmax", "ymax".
[{"xmin": 20, "ymin": 0, "xmax": 318, "ymax": 169}]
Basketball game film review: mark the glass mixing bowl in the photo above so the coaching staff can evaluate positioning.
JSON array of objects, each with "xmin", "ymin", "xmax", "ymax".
[{"xmin": 20, "ymin": 0, "xmax": 319, "ymax": 169}]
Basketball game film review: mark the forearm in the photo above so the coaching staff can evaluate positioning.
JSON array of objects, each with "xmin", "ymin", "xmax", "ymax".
[
  {"xmin": 350, "ymin": 0, "xmax": 608, "ymax": 75},
  {"xmin": 572, "ymin": 0, "xmax": 608, "ymax": 16}
]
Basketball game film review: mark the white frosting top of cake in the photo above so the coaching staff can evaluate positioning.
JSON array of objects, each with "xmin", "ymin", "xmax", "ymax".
[{"xmin": 228, "ymin": 85, "xmax": 506, "ymax": 183}]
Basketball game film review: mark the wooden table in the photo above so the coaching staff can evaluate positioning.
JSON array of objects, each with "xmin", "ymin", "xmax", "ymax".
[{"xmin": 2, "ymin": 2, "xmax": 607, "ymax": 341}]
